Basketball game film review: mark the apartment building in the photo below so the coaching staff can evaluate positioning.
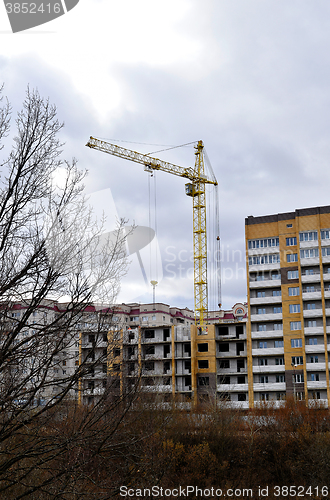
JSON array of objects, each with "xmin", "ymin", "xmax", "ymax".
[
  {"xmin": 78, "ymin": 301, "xmax": 248, "ymax": 407},
  {"xmin": 4, "ymin": 299, "xmax": 248, "ymax": 408},
  {"xmin": 246, "ymin": 205, "xmax": 330, "ymax": 407},
  {"xmin": 79, "ymin": 302, "xmax": 196, "ymax": 405}
]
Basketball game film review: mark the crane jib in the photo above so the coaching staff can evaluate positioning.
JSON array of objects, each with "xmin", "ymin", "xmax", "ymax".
[
  {"xmin": 86, "ymin": 137, "xmax": 216, "ymax": 185},
  {"xmin": 86, "ymin": 136, "xmax": 220, "ymax": 326}
]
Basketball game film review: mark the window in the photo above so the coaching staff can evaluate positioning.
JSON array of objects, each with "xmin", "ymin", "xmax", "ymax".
[
  {"xmin": 273, "ymin": 290, "xmax": 281, "ymax": 296},
  {"xmin": 299, "ymin": 231, "xmax": 318, "ymax": 242},
  {"xmin": 286, "ymin": 237, "xmax": 297, "ymax": 246},
  {"xmin": 287, "ymin": 253, "xmax": 298, "ymax": 262},
  {"xmin": 248, "ymin": 254, "xmax": 280, "ymax": 266},
  {"xmin": 219, "ymin": 343, "xmax": 229, "ymax": 352},
  {"xmin": 152, "ymin": 315, "xmax": 156, "ymax": 320},
  {"xmin": 218, "ymin": 326, "xmax": 229, "ymax": 335},
  {"xmin": 197, "ymin": 343, "xmax": 208, "ymax": 352},
  {"xmin": 288, "ymin": 270, "xmax": 299, "ymax": 279},
  {"xmin": 287, "ymin": 224, "xmax": 293, "ymax": 228},
  {"xmin": 261, "ymin": 393, "xmax": 269, "ymax": 401},
  {"xmin": 308, "ymin": 338, "xmax": 318, "ymax": 345},
  {"xmin": 142, "ymin": 316, "xmax": 148, "ymax": 322},
  {"xmin": 259, "ymin": 358, "xmax": 268, "ymax": 366},
  {"xmin": 276, "ymin": 357, "xmax": 284, "ymax": 365},
  {"xmin": 144, "ymin": 329, "xmax": 155, "ymax": 339},
  {"xmin": 322, "ymin": 247, "xmax": 330, "ymax": 257},
  {"xmin": 248, "ymin": 237, "xmax": 279, "ymax": 249},
  {"xmin": 273, "ymin": 307, "xmax": 282, "ymax": 313},
  {"xmin": 292, "ymin": 356, "xmax": 303, "ymax": 365},
  {"xmin": 259, "ymin": 341, "xmax": 267, "ymax": 348},
  {"xmin": 290, "ymin": 321, "xmax": 301, "ymax": 331},
  {"xmin": 291, "ymin": 338, "xmax": 302, "ymax": 348},
  {"xmin": 257, "ymin": 291, "xmax": 266, "ymax": 298},
  {"xmin": 258, "ymin": 324, "xmax": 267, "ymax": 331},
  {"xmin": 289, "ymin": 304, "xmax": 300, "ymax": 313},
  {"xmin": 275, "ymin": 340, "xmax": 284, "ymax": 348},
  {"xmin": 276, "ymin": 375, "xmax": 285, "ymax": 383},
  {"xmin": 305, "ymin": 305, "xmax": 316, "ymax": 313},
  {"xmin": 294, "ymin": 374, "xmax": 304, "ymax": 383},
  {"xmin": 260, "ymin": 376, "xmax": 268, "ymax": 384},
  {"xmin": 307, "ymin": 320, "xmax": 317, "ymax": 328},
  {"xmin": 273, "ymin": 323, "xmax": 283, "ymax": 330},
  {"xmin": 144, "ymin": 361, "xmax": 154, "ymax": 371},
  {"xmin": 198, "ymin": 377, "xmax": 209, "ymax": 386},
  {"xmin": 272, "ymin": 273, "xmax": 281, "ymax": 280},
  {"xmin": 219, "ymin": 360, "xmax": 230, "ymax": 369},
  {"xmin": 145, "ymin": 345, "xmax": 155, "ymax": 355},
  {"xmin": 305, "ymin": 269, "xmax": 314, "ymax": 275},
  {"xmin": 198, "ymin": 360, "xmax": 209, "ymax": 369},
  {"xmin": 289, "ymin": 286, "xmax": 299, "ymax": 296},
  {"xmin": 238, "ymin": 393, "xmax": 246, "ymax": 401},
  {"xmin": 309, "ymin": 355, "xmax": 319, "ymax": 363},
  {"xmin": 257, "ymin": 308, "xmax": 266, "ymax": 315},
  {"xmin": 300, "ymin": 248, "xmax": 319, "ymax": 259},
  {"xmin": 321, "ymin": 230, "xmax": 330, "ymax": 240},
  {"xmin": 311, "ymin": 373, "xmax": 320, "ymax": 381},
  {"xmin": 306, "ymin": 286, "xmax": 315, "ymax": 292}
]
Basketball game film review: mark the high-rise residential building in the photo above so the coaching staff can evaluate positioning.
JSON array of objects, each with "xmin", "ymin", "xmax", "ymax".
[{"xmin": 246, "ymin": 205, "xmax": 330, "ymax": 407}]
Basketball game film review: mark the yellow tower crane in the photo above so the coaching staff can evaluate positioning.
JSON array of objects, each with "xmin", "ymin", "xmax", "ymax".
[{"xmin": 86, "ymin": 137, "xmax": 218, "ymax": 327}]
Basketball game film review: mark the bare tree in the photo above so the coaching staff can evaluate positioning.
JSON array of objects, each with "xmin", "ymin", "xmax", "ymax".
[{"xmin": 0, "ymin": 86, "xmax": 139, "ymax": 498}]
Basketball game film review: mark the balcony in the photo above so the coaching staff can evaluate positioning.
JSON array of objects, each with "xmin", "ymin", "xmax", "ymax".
[
  {"xmin": 305, "ymin": 345, "xmax": 325, "ymax": 354},
  {"xmin": 253, "ymin": 382, "xmax": 286, "ymax": 391},
  {"xmin": 304, "ymin": 326, "xmax": 324, "ymax": 335},
  {"xmin": 217, "ymin": 383, "xmax": 249, "ymax": 392},
  {"xmin": 300, "ymin": 240, "xmax": 319, "ymax": 248},
  {"xmin": 300, "ymin": 257, "xmax": 320, "ymax": 266},
  {"xmin": 301, "ymin": 274, "xmax": 321, "ymax": 283},
  {"xmin": 249, "ymin": 279, "xmax": 281, "ymax": 289},
  {"xmin": 306, "ymin": 362, "xmax": 326, "ymax": 371},
  {"xmin": 248, "ymin": 247, "xmax": 280, "ymax": 256},
  {"xmin": 252, "ymin": 347, "xmax": 284, "ymax": 356},
  {"xmin": 251, "ymin": 312, "xmax": 282, "ymax": 322},
  {"xmin": 253, "ymin": 365, "xmax": 285, "ymax": 373},
  {"xmin": 302, "ymin": 291, "xmax": 322, "ymax": 300},
  {"xmin": 249, "ymin": 263, "xmax": 280, "ymax": 273},
  {"xmin": 250, "ymin": 296, "xmax": 282, "ymax": 305},
  {"xmin": 251, "ymin": 330, "xmax": 283, "ymax": 339},
  {"xmin": 143, "ymin": 385, "xmax": 172, "ymax": 392},
  {"xmin": 303, "ymin": 309, "xmax": 323, "ymax": 318},
  {"xmin": 307, "ymin": 380, "xmax": 328, "ymax": 389}
]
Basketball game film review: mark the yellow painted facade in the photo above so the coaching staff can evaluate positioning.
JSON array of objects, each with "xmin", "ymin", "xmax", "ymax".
[{"xmin": 246, "ymin": 206, "xmax": 330, "ymax": 406}]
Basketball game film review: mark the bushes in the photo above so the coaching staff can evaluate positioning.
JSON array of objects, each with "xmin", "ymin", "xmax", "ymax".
[{"xmin": 1, "ymin": 400, "xmax": 330, "ymax": 498}]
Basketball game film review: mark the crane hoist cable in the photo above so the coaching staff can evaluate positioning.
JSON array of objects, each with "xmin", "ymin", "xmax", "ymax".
[{"xmin": 148, "ymin": 170, "xmax": 158, "ymax": 286}]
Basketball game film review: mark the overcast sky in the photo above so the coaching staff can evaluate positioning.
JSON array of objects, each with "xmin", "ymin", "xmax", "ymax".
[{"xmin": 1, "ymin": 0, "xmax": 330, "ymax": 311}]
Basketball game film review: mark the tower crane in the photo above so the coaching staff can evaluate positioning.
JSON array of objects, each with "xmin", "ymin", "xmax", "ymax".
[{"xmin": 86, "ymin": 137, "xmax": 218, "ymax": 327}]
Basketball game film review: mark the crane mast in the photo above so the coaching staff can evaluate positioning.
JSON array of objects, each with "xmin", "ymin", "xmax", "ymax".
[{"xmin": 86, "ymin": 137, "xmax": 218, "ymax": 327}]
